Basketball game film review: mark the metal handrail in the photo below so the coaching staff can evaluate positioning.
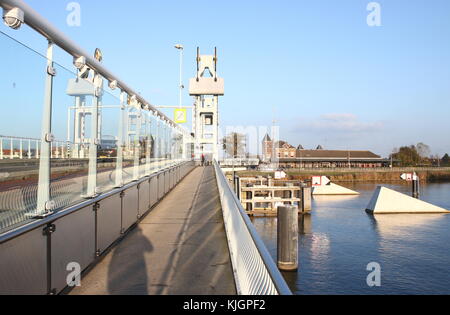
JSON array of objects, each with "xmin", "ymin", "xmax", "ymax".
[
  {"xmin": 0, "ymin": 160, "xmax": 192, "ymax": 244},
  {"xmin": 213, "ymin": 160, "xmax": 292, "ymax": 295},
  {"xmin": 0, "ymin": 0, "xmax": 184, "ymax": 132}
]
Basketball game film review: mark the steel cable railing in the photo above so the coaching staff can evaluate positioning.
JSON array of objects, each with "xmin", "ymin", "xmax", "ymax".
[{"xmin": 213, "ymin": 160, "xmax": 292, "ymax": 295}]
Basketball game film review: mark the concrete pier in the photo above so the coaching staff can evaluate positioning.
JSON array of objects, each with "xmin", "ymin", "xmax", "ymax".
[
  {"xmin": 69, "ymin": 166, "xmax": 236, "ymax": 295},
  {"xmin": 313, "ymin": 183, "xmax": 359, "ymax": 196},
  {"xmin": 366, "ymin": 186, "xmax": 450, "ymax": 214}
]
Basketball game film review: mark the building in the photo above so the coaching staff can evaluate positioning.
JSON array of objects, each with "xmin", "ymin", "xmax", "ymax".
[
  {"xmin": 261, "ymin": 136, "xmax": 389, "ymax": 168},
  {"xmin": 261, "ymin": 135, "xmax": 296, "ymax": 161},
  {"xmin": 262, "ymin": 134, "xmax": 273, "ymax": 161}
]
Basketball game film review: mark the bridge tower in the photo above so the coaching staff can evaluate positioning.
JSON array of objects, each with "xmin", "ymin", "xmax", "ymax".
[{"xmin": 189, "ymin": 47, "xmax": 224, "ymax": 161}]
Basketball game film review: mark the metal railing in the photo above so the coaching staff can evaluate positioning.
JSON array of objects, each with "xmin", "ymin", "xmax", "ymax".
[
  {"xmin": 213, "ymin": 160, "xmax": 292, "ymax": 295},
  {"xmin": 272, "ymin": 167, "xmax": 450, "ymax": 173},
  {"xmin": 0, "ymin": 161, "xmax": 196, "ymax": 295},
  {"xmin": 0, "ymin": 0, "xmax": 194, "ymax": 232}
]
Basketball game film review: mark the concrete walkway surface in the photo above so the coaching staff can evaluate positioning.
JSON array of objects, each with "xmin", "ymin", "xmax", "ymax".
[{"xmin": 69, "ymin": 166, "xmax": 236, "ymax": 295}]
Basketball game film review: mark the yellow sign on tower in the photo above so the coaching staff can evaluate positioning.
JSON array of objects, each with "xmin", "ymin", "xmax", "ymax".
[{"xmin": 174, "ymin": 108, "xmax": 187, "ymax": 124}]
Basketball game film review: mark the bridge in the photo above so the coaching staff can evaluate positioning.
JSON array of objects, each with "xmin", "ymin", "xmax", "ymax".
[{"xmin": 0, "ymin": 0, "xmax": 291, "ymax": 295}]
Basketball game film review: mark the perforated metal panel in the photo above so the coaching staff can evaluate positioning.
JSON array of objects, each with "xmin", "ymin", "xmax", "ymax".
[
  {"xmin": 51, "ymin": 205, "xmax": 95, "ymax": 293},
  {"xmin": 122, "ymin": 186, "xmax": 138, "ymax": 232},
  {"xmin": 164, "ymin": 170, "xmax": 170, "ymax": 194},
  {"xmin": 0, "ymin": 227, "xmax": 47, "ymax": 295},
  {"xmin": 97, "ymin": 193, "xmax": 122, "ymax": 254},
  {"xmin": 169, "ymin": 169, "xmax": 174, "ymax": 190},
  {"xmin": 138, "ymin": 180, "xmax": 150, "ymax": 217},
  {"xmin": 157, "ymin": 173, "xmax": 164, "ymax": 200},
  {"xmin": 149, "ymin": 176, "xmax": 158, "ymax": 208}
]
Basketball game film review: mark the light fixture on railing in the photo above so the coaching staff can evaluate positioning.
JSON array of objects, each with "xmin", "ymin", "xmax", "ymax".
[
  {"xmin": 74, "ymin": 56, "xmax": 86, "ymax": 69},
  {"xmin": 109, "ymin": 80, "xmax": 118, "ymax": 90},
  {"xmin": 128, "ymin": 94, "xmax": 139, "ymax": 107},
  {"xmin": 3, "ymin": 8, "xmax": 24, "ymax": 30},
  {"xmin": 94, "ymin": 48, "xmax": 103, "ymax": 62},
  {"xmin": 73, "ymin": 56, "xmax": 91, "ymax": 79}
]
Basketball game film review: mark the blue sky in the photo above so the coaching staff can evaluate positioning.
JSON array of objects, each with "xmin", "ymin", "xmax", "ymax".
[{"xmin": 1, "ymin": 0, "xmax": 450, "ymax": 157}]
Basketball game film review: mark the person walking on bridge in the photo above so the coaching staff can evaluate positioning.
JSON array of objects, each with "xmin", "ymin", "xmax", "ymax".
[{"xmin": 201, "ymin": 154, "xmax": 205, "ymax": 167}]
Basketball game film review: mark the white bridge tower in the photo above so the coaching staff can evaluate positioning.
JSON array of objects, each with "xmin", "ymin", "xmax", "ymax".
[{"xmin": 189, "ymin": 47, "xmax": 224, "ymax": 161}]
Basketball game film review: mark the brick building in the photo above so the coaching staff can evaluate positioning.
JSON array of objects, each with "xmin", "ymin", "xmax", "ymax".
[{"xmin": 261, "ymin": 136, "xmax": 389, "ymax": 168}]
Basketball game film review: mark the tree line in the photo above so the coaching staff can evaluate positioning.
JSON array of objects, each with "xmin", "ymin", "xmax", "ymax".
[{"xmin": 390, "ymin": 143, "xmax": 450, "ymax": 167}]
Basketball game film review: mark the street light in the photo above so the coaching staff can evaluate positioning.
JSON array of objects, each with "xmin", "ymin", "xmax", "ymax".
[{"xmin": 174, "ymin": 44, "xmax": 184, "ymax": 109}]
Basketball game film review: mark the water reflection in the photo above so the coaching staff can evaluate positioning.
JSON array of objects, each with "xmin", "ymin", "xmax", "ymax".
[
  {"xmin": 252, "ymin": 182, "xmax": 450, "ymax": 295},
  {"xmin": 370, "ymin": 214, "xmax": 446, "ymax": 238},
  {"xmin": 298, "ymin": 214, "xmax": 312, "ymax": 235}
]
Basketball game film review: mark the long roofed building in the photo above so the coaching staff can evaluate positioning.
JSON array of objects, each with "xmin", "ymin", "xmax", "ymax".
[{"xmin": 261, "ymin": 134, "xmax": 389, "ymax": 168}]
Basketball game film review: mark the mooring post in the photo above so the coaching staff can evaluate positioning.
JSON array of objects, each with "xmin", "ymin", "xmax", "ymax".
[
  {"xmin": 277, "ymin": 205, "xmax": 298, "ymax": 271},
  {"xmin": 301, "ymin": 185, "xmax": 312, "ymax": 212},
  {"xmin": 412, "ymin": 177, "xmax": 420, "ymax": 199}
]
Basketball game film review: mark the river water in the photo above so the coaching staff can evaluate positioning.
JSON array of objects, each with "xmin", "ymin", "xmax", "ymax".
[{"xmin": 251, "ymin": 182, "xmax": 450, "ymax": 295}]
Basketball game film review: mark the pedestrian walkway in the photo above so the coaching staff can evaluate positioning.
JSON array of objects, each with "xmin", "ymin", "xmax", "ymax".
[{"xmin": 69, "ymin": 166, "xmax": 236, "ymax": 295}]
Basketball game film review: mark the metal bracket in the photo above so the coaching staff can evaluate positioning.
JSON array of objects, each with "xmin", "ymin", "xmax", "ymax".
[
  {"xmin": 45, "ymin": 200, "xmax": 56, "ymax": 211},
  {"xmin": 45, "ymin": 133, "xmax": 55, "ymax": 143},
  {"xmin": 93, "ymin": 203, "xmax": 100, "ymax": 212},
  {"xmin": 43, "ymin": 224, "xmax": 56, "ymax": 236},
  {"xmin": 120, "ymin": 191, "xmax": 125, "ymax": 198},
  {"xmin": 47, "ymin": 65, "xmax": 57, "ymax": 76},
  {"xmin": 94, "ymin": 87, "xmax": 102, "ymax": 97},
  {"xmin": 95, "ymin": 249, "xmax": 101, "ymax": 257}
]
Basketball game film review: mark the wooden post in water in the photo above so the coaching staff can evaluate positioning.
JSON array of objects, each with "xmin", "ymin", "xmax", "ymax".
[
  {"xmin": 301, "ymin": 186, "xmax": 312, "ymax": 212},
  {"xmin": 277, "ymin": 205, "xmax": 298, "ymax": 271},
  {"xmin": 412, "ymin": 177, "xmax": 420, "ymax": 199}
]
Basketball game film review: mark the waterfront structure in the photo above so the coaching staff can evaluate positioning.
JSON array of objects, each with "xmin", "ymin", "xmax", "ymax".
[
  {"xmin": 366, "ymin": 186, "xmax": 450, "ymax": 214},
  {"xmin": 262, "ymin": 136, "xmax": 389, "ymax": 168},
  {"xmin": 237, "ymin": 176, "xmax": 312, "ymax": 216},
  {"xmin": 313, "ymin": 183, "xmax": 360, "ymax": 195}
]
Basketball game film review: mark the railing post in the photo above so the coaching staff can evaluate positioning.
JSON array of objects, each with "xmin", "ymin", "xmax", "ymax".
[
  {"xmin": 145, "ymin": 114, "xmax": 151, "ymax": 175},
  {"xmin": 86, "ymin": 73, "xmax": 102, "ymax": 197},
  {"xmin": 28, "ymin": 139, "xmax": 31, "ymax": 159},
  {"xmin": 10, "ymin": 138, "xmax": 13, "ymax": 159},
  {"xmin": 156, "ymin": 118, "xmax": 161, "ymax": 170},
  {"xmin": 133, "ymin": 109, "xmax": 142, "ymax": 181},
  {"xmin": 0, "ymin": 138, "xmax": 3, "ymax": 160},
  {"xmin": 115, "ymin": 91, "xmax": 125, "ymax": 187},
  {"xmin": 36, "ymin": 41, "xmax": 55, "ymax": 214},
  {"xmin": 35, "ymin": 140, "xmax": 39, "ymax": 159}
]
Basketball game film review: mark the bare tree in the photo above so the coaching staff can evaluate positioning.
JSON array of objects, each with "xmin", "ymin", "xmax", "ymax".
[{"xmin": 417, "ymin": 142, "xmax": 431, "ymax": 158}]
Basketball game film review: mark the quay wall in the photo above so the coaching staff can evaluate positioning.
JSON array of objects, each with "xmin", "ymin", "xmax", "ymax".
[{"xmin": 235, "ymin": 168, "xmax": 450, "ymax": 183}]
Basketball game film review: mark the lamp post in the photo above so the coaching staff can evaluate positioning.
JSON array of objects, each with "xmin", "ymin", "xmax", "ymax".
[{"xmin": 174, "ymin": 44, "xmax": 184, "ymax": 109}]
